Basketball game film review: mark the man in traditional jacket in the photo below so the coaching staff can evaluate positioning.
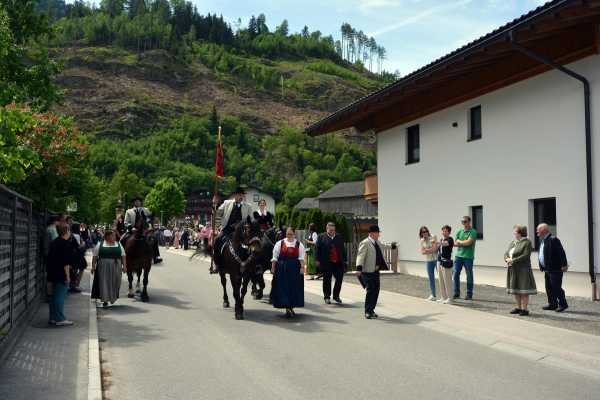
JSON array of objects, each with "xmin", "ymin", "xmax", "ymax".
[
  {"xmin": 315, "ymin": 221, "xmax": 347, "ymax": 304},
  {"xmin": 121, "ymin": 196, "xmax": 162, "ymax": 263},
  {"xmin": 211, "ymin": 186, "xmax": 253, "ymax": 273}
]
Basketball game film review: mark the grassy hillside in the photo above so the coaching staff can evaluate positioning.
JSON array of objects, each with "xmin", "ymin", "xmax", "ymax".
[{"xmin": 52, "ymin": 44, "xmax": 383, "ymax": 141}]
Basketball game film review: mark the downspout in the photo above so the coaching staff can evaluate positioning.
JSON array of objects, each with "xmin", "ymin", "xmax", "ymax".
[{"xmin": 509, "ymin": 32, "xmax": 598, "ymax": 300}]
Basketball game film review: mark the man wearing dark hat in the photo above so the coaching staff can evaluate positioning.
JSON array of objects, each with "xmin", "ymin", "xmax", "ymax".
[
  {"xmin": 211, "ymin": 186, "xmax": 253, "ymax": 273},
  {"xmin": 356, "ymin": 225, "xmax": 386, "ymax": 319}
]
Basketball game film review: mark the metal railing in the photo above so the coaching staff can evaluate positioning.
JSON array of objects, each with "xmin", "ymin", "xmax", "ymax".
[{"xmin": 0, "ymin": 185, "xmax": 45, "ymax": 346}]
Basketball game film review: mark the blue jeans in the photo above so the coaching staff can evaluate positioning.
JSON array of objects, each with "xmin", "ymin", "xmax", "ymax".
[
  {"xmin": 49, "ymin": 282, "xmax": 68, "ymax": 322},
  {"xmin": 453, "ymin": 257, "xmax": 474, "ymax": 297},
  {"xmin": 426, "ymin": 260, "xmax": 437, "ymax": 297}
]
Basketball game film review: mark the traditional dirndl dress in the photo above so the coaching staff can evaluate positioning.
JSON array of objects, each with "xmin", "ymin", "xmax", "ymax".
[
  {"xmin": 272, "ymin": 240, "xmax": 305, "ymax": 309},
  {"xmin": 305, "ymin": 232, "xmax": 317, "ymax": 276},
  {"xmin": 91, "ymin": 242, "xmax": 124, "ymax": 304}
]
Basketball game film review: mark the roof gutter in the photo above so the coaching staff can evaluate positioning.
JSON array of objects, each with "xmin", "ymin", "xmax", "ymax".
[{"xmin": 509, "ymin": 31, "xmax": 598, "ymax": 300}]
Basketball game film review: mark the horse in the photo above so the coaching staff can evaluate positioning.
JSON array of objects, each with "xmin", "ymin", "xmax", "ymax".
[
  {"xmin": 250, "ymin": 226, "xmax": 284, "ymax": 301},
  {"xmin": 202, "ymin": 218, "xmax": 263, "ymax": 320},
  {"xmin": 123, "ymin": 213, "xmax": 155, "ymax": 302}
]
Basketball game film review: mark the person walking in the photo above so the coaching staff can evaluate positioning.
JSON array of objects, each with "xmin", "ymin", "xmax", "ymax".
[
  {"xmin": 271, "ymin": 227, "xmax": 306, "ymax": 318},
  {"xmin": 91, "ymin": 228, "xmax": 127, "ymax": 308},
  {"xmin": 315, "ymin": 222, "xmax": 347, "ymax": 304},
  {"xmin": 453, "ymin": 216, "xmax": 478, "ymax": 300},
  {"xmin": 47, "ymin": 224, "xmax": 74, "ymax": 326},
  {"xmin": 68, "ymin": 223, "xmax": 87, "ymax": 293},
  {"xmin": 304, "ymin": 223, "xmax": 318, "ymax": 280},
  {"xmin": 437, "ymin": 225, "xmax": 454, "ymax": 304},
  {"xmin": 536, "ymin": 223, "xmax": 569, "ymax": 312},
  {"xmin": 504, "ymin": 225, "xmax": 537, "ymax": 316},
  {"xmin": 419, "ymin": 226, "xmax": 438, "ymax": 301},
  {"xmin": 356, "ymin": 225, "xmax": 386, "ymax": 319}
]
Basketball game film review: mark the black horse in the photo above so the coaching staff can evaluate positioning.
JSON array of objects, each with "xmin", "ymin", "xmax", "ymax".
[
  {"xmin": 123, "ymin": 213, "xmax": 155, "ymax": 302},
  {"xmin": 199, "ymin": 218, "xmax": 263, "ymax": 320},
  {"xmin": 250, "ymin": 226, "xmax": 284, "ymax": 301}
]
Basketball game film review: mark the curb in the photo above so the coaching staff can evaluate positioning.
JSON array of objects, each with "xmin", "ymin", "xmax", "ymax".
[{"xmin": 88, "ymin": 275, "xmax": 102, "ymax": 400}]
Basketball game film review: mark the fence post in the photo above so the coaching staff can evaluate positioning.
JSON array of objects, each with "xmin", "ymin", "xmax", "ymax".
[
  {"xmin": 25, "ymin": 201, "xmax": 31, "ymax": 306},
  {"xmin": 9, "ymin": 194, "xmax": 16, "ymax": 328},
  {"xmin": 390, "ymin": 245, "xmax": 398, "ymax": 273}
]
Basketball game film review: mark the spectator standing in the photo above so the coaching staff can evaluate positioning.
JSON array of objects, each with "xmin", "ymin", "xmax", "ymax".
[
  {"xmin": 69, "ymin": 223, "xmax": 87, "ymax": 293},
  {"xmin": 91, "ymin": 228, "xmax": 126, "ymax": 308},
  {"xmin": 181, "ymin": 228, "xmax": 190, "ymax": 250},
  {"xmin": 453, "ymin": 216, "xmax": 478, "ymax": 300},
  {"xmin": 315, "ymin": 222, "xmax": 347, "ymax": 304},
  {"xmin": 437, "ymin": 225, "xmax": 454, "ymax": 304},
  {"xmin": 304, "ymin": 223, "xmax": 318, "ymax": 280},
  {"xmin": 163, "ymin": 227, "xmax": 173, "ymax": 248},
  {"xmin": 356, "ymin": 225, "xmax": 385, "ymax": 319},
  {"xmin": 536, "ymin": 223, "xmax": 569, "ymax": 312},
  {"xmin": 271, "ymin": 227, "xmax": 306, "ymax": 318},
  {"xmin": 419, "ymin": 226, "xmax": 438, "ymax": 301},
  {"xmin": 47, "ymin": 224, "xmax": 74, "ymax": 326},
  {"xmin": 173, "ymin": 228, "xmax": 181, "ymax": 249},
  {"xmin": 504, "ymin": 225, "xmax": 537, "ymax": 316}
]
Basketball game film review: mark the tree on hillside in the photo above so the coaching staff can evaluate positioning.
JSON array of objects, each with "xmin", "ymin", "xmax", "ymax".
[
  {"xmin": 36, "ymin": 0, "xmax": 67, "ymax": 21},
  {"xmin": 301, "ymin": 25, "xmax": 309, "ymax": 38},
  {"xmin": 256, "ymin": 13, "xmax": 268, "ymax": 34},
  {"xmin": 101, "ymin": 0, "xmax": 125, "ymax": 18},
  {"xmin": 127, "ymin": 0, "xmax": 147, "ymax": 19},
  {"xmin": 247, "ymin": 15, "xmax": 257, "ymax": 38},
  {"xmin": 275, "ymin": 19, "xmax": 288, "ymax": 36},
  {"xmin": 144, "ymin": 178, "xmax": 186, "ymax": 222}
]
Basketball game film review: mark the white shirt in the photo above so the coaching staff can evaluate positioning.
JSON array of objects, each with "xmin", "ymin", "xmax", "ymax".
[
  {"xmin": 93, "ymin": 241, "xmax": 125, "ymax": 257},
  {"xmin": 163, "ymin": 229, "xmax": 173, "ymax": 237},
  {"xmin": 308, "ymin": 232, "xmax": 318, "ymax": 242},
  {"xmin": 271, "ymin": 239, "xmax": 306, "ymax": 262}
]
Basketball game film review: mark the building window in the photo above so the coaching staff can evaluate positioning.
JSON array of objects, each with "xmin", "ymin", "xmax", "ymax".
[
  {"xmin": 532, "ymin": 198, "xmax": 557, "ymax": 250},
  {"xmin": 406, "ymin": 124, "xmax": 420, "ymax": 164},
  {"xmin": 471, "ymin": 205, "xmax": 484, "ymax": 239},
  {"xmin": 468, "ymin": 105, "xmax": 482, "ymax": 141}
]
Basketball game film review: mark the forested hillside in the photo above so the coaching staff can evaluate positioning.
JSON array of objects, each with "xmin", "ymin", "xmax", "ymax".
[{"xmin": 1, "ymin": 1, "xmax": 393, "ymax": 223}]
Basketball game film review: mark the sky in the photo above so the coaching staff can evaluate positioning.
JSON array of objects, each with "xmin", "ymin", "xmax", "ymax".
[{"xmin": 74, "ymin": 0, "xmax": 551, "ymax": 75}]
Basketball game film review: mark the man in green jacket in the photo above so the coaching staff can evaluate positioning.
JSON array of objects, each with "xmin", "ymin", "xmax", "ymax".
[{"xmin": 453, "ymin": 216, "xmax": 478, "ymax": 300}]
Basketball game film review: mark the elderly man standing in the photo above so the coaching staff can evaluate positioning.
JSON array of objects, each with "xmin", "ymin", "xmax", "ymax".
[
  {"xmin": 211, "ymin": 186, "xmax": 253, "ymax": 273},
  {"xmin": 536, "ymin": 223, "xmax": 569, "ymax": 312},
  {"xmin": 315, "ymin": 222, "xmax": 347, "ymax": 304},
  {"xmin": 356, "ymin": 225, "xmax": 386, "ymax": 319}
]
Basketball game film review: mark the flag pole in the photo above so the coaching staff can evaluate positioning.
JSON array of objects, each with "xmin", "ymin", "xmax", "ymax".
[{"xmin": 210, "ymin": 126, "xmax": 222, "ymax": 273}]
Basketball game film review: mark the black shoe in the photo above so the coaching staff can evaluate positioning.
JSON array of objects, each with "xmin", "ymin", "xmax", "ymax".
[
  {"xmin": 324, "ymin": 298, "xmax": 331, "ymax": 304},
  {"xmin": 452, "ymin": 294, "xmax": 460, "ymax": 299},
  {"xmin": 555, "ymin": 306, "xmax": 568, "ymax": 313},
  {"xmin": 365, "ymin": 313, "xmax": 373, "ymax": 319},
  {"xmin": 510, "ymin": 308, "xmax": 522, "ymax": 314},
  {"xmin": 464, "ymin": 295, "xmax": 472, "ymax": 301},
  {"xmin": 542, "ymin": 305, "xmax": 557, "ymax": 311},
  {"xmin": 154, "ymin": 257, "xmax": 163, "ymax": 264},
  {"xmin": 519, "ymin": 309, "xmax": 530, "ymax": 316},
  {"xmin": 68, "ymin": 287, "xmax": 82, "ymax": 293},
  {"xmin": 371, "ymin": 312, "xmax": 378, "ymax": 319},
  {"xmin": 333, "ymin": 297, "xmax": 342, "ymax": 304}
]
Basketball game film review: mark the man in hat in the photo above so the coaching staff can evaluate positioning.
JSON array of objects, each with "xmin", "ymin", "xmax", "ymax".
[
  {"xmin": 211, "ymin": 186, "xmax": 253, "ymax": 273},
  {"xmin": 355, "ymin": 225, "xmax": 386, "ymax": 319},
  {"xmin": 121, "ymin": 196, "xmax": 162, "ymax": 263}
]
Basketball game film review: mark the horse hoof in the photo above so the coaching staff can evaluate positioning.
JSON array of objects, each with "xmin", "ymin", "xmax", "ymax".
[
  {"xmin": 141, "ymin": 294, "xmax": 149, "ymax": 302},
  {"xmin": 223, "ymin": 302, "xmax": 230, "ymax": 308},
  {"xmin": 256, "ymin": 292, "xmax": 263, "ymax": 300},
  {"xmin": 128, "ymin": 293, "xmax": 135, "ymax": 298}
]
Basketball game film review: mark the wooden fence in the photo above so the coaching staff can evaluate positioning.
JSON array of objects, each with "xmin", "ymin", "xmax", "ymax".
[{"xmin": 0, "ymin": 185, "xmax": 46, "ymax": 349}]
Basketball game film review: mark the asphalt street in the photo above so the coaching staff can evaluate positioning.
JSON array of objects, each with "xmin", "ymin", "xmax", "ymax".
[{"xmin": 97, "ymin": 251, "xmax": 600, "ymax": 400}]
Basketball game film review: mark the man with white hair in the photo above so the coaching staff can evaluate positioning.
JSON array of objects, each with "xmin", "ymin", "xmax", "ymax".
[{"xmin": 536, "ymin": 223, "xmax": 569, "ymax": 312}]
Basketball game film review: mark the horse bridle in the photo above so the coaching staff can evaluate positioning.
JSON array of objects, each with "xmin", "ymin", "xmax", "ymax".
[{"xmin": 227, "ymin": 222, "xmax": 261, "ymax": 271}]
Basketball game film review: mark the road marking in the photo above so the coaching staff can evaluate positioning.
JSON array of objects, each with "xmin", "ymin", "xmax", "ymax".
[{"xmin": 88, "ymin": 274, "xmax": 102, "ymax": 400}]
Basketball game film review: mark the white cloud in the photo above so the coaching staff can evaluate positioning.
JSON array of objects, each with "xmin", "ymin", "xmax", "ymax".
[{"xmin": 367, "ymin": 0, "xmax": 474, "ymax": 37}]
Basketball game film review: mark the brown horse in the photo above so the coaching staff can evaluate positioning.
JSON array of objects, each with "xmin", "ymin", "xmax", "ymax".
[
  {"xmin": 251, "ymin": 226, "xmax": 284, "ymax": 301},
  {"xmin": 202, "ymin": 218, "xmax": 262, "ymax": 320},
  {"xmin": 123, "ymin": 213, "xmax": 155, "ymax": 302}
]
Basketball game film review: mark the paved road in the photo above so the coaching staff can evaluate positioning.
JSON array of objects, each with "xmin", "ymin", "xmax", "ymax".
[{"xmin": 98, "ymin": 252, "xmax": 599, "ymax": 400}]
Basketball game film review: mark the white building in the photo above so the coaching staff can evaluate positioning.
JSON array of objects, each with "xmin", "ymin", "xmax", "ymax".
[{"xmin": 306, "ymin": 0, "xmax": 600, "ymax": 282}]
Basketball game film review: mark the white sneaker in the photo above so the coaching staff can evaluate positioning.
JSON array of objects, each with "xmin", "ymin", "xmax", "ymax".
[
  {"xmin": 55, "ymin": 320, "xmax": 74, "ymax": 326},
  {"xmin": 443, "ymin": 298, "xmax": 453, "ymax": 304},
  {"xmin": 436, "ymin": 298, "xmax": 444, "ymax": 303},
  {"xmin": 427, "ymin": 295, "xmax": 437, "ymax": 301}
]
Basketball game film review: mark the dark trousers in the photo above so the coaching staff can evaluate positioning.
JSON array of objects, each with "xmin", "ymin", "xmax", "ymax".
[
  {"xmin": 362, "ymin": 271, "xmax": 380, "ymax": 314},
  {"xmin": 153, "ymin": 240, "xmax": 160, "ymax": 258},
  {"xmin": 323, "ymin": 262, "xmax": 344, "ymax": 300},
  {"xmin": 544, "ymin": 271, "xmax": 568, "ymax": 308}
]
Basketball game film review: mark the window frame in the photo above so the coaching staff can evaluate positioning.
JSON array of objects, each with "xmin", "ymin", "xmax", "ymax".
[
  {"xmin": 406, "ymin": 124, "xmax": 420, "ymax": 165},
  {"xmin": 468, "ymin": 105, "xmax": 482, "ymax": 142},
  {"xmin": 470, "ymin": 205, "xmax": 484, "ymax": 240},
  {"xmin": 531, "ymin": 197, "xmax": 557, "ymax": 251}
]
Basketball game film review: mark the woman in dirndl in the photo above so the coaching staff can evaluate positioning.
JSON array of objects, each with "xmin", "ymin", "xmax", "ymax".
[
  {"xmin": 304, "ymin": 223, "xmax": 318, "ymax": 279},
  {"xmin": 91, "ymin": 228, "xmax": 127, "ymax": 307},
  {"xmin": 271, "ymin": 226, "xmax": 306, "ymax": 318}
]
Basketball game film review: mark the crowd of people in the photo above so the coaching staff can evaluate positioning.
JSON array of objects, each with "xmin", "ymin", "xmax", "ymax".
[{"xmin": 418, "ymin": 216, "xmax": 569, "ymax": 316}]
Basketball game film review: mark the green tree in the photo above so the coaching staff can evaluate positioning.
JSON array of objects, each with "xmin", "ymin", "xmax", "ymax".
[
  {"xmin": 101, "ymin": 0, "xmax": 126, "ymax": 18},
  {"xmin": 144, "ymin": 177, "xmax": 186, "ymax": 222},
  {"xmin": 274, "ymin": 19, "xmax": 288, "ymax": 36}
]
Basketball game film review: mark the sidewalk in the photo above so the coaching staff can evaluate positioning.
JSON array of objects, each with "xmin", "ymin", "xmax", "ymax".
[{"xmin": 0, "ymin": 271, "xmax": 100, "ymax": 400}]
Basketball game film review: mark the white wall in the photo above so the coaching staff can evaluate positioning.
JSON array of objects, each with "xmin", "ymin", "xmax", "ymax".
[{"xmin": 378, "ymin": 55, "xmax": 600, "ymax": 273}]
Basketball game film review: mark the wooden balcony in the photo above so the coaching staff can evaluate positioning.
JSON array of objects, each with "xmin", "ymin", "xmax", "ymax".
[{"xmin": 364, "ymin": 174, "xmax": 378, "ymax": 204}]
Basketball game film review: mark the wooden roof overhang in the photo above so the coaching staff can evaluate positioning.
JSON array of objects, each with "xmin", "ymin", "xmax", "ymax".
[{"xmin": 306, "ymin": 0, "xmax": 600, "ymax": 136}]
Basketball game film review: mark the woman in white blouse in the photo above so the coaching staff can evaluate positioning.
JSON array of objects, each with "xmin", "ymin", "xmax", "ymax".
[{"xmin": 271, "ymin": 227, "xmax": 306, "ymax": 318}]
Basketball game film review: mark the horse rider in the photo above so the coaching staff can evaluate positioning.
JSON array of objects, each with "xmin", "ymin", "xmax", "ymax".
[
  {"xmin": 211, "ymin": 186, "xmax": 253, "ymax": 273},
  {"xmin": 121, "ymin": 196, "xmax": 163, "ymax": 264}
]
